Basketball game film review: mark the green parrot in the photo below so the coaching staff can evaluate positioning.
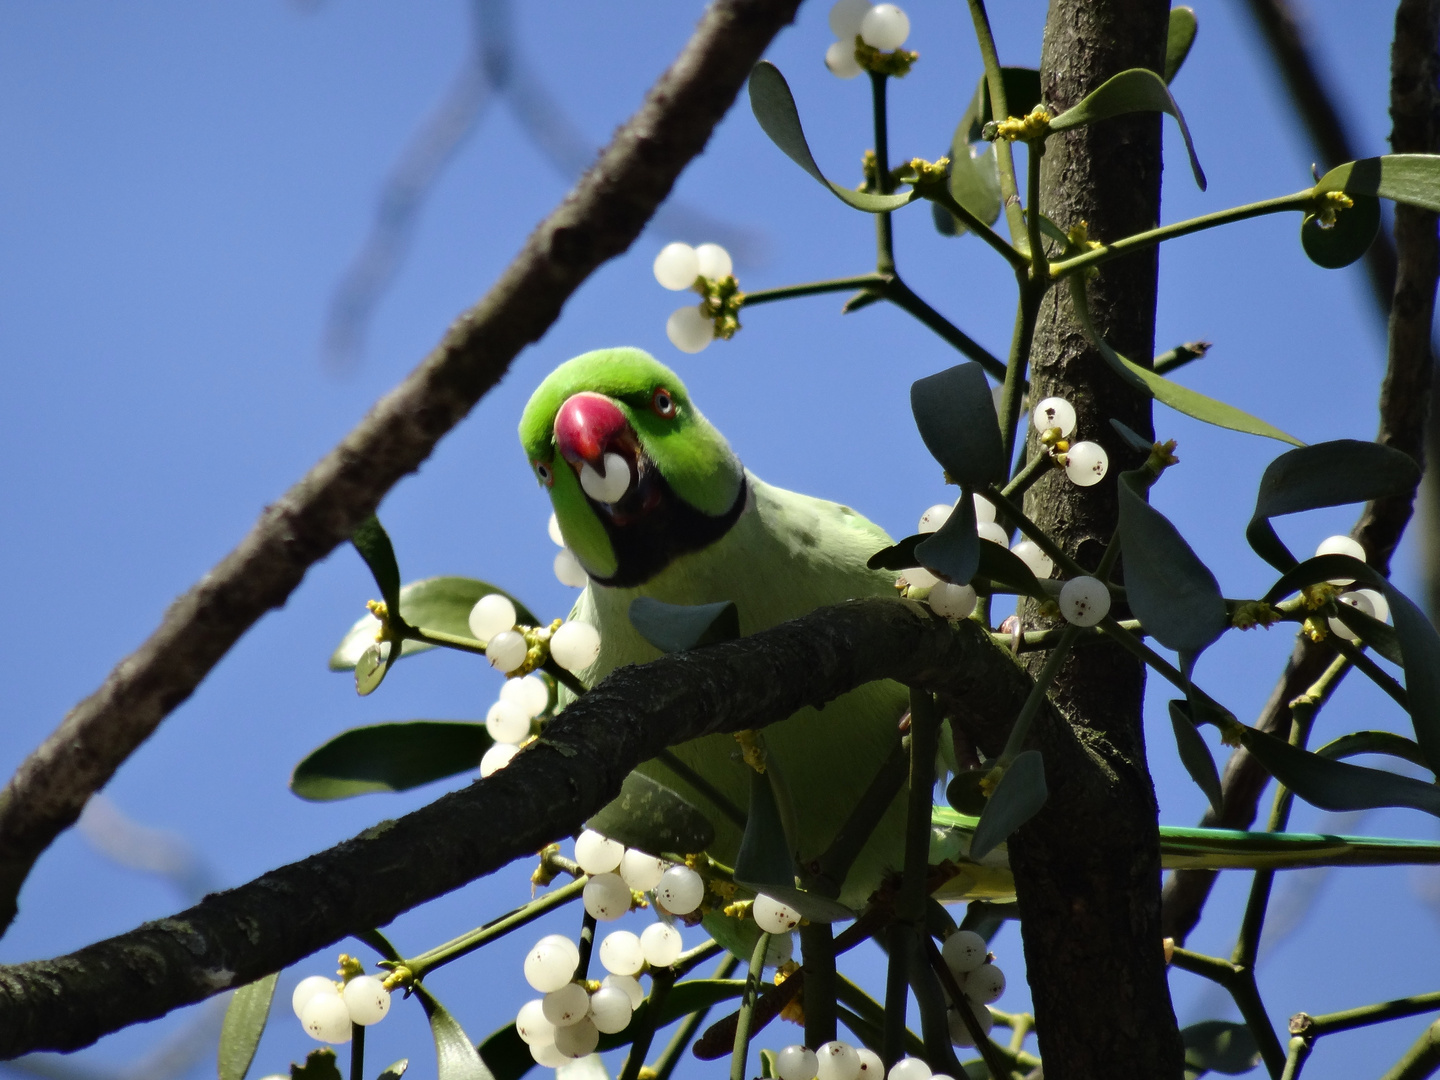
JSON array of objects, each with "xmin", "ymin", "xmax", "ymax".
[{"xmin": 519, "ymin": 346, "xmax": 909, "ymax": 909}]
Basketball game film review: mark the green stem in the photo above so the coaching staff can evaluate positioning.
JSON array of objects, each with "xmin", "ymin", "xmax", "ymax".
[
  {"xmin": 1098, "ymin": 619, "xmax": 1229, "ymax": 716},
  {"xmin": 801, "ymin": 922, "xmax": 839, "ymax": 1047},
  {"xmin": 989, "ymin": 619, "xmax": 1142, "ymax": 653},
  {"xmin": 730, "ymin": 933, "xmax": 772, "ymax": 1080},
  {"xmin": 1048, "ymin": 191, "xmax": 1313, "ymax": 278},
  {"xmin": 1281, "ymin": 1037, "xmax": 1311, "ymax": 1080},
  {"xmin": 964, "ymin": 0, "xmax": 1024, "ymax": 245},
  {"xmin": 406, "ymin": 875, "xmax": 585, "ymax": 978},
  {"xmin": 1328, "ymin": 635, "xmax": 1408, "ymax": 709},
  {"xmin": 740, "ymin": 274, "xmax": 889, "ymax": 307},
  {"xmin": 671, "ymin": 937, "xmax": 727, "ymax": 980},
  {"xmin": 1024, "ymin": 142, "xmax": 1045, "ymax": 278},
  {"xmin": 350, "ymin": 1024, "xmax": 364, "ymax": 1080},
  {"xmin": 1169, "ymin": 948, "xmax": 1286, "ymax": 1077},
  {"xmin": 654, "ymin": 748, "xmax": 747, "ymax": 829},
  {"xmin": 1153, "ymin": 340, "xmax": 1211, "ymax": 375},
  {"xmin": 997, "ymin": 623, "xmax": 1080, "ymax": 764},
  {"xmin": 997, "ymin": 287, "xmax": 1043, "ymax": 484},
  {"xmin": 1379, "ymin": 1020, "xmax": 1440, "ymax": 1080},
  {"xmin": 906, "ymin": 934, "xmax": 967, "ymax": 1078},
  {"xmin": 650, "ymin": 955, "xmax": 740, "ymax": 1080},
  {"xmin": 620, "ymin": 969, "xmax": 674, "ymax": 1080},
  {"xmin": 881, "ymin": 923, "xmax": 911, "ymax": 1069},
  {"xmin": 871, "ymin": 72, "xmax": 896, "ymax": 275},
  {"xmin": 883, "ymin": 277, "xmax": 1008, "ymax": 380},
  {"xmin": 901, "ymin": 692, "xmax": 941, "ymax": 924},
  {"xmin": 836, "ymin": 976, "xmax": 926, "ymax": 1058},
  {"xmin": 923, "ymin": 184, "xmax": 1028, "ymax": 271},
  {"xmin": 543, "ymin": 659, "xmax": 587, "ymax": 697},
  {"xmin": 1001, "ymin": 450, "xmax": 1055, "ymax": 500},
  {"xmin": 354, "ymin": 928, "xmax": 402, "ymax": 963},
  {"xmin": 1306, "ymin": 990, "xmax": 1440, "ymax": 1037},
  {"xmin": 982, "ymin": 486, "xmax": 1088, "ymax": 579}
]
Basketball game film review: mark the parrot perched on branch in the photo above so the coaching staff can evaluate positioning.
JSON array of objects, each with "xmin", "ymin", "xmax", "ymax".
[{"xmin": 519, "ymin": 346, "xmax": 910, "ymax": 908}]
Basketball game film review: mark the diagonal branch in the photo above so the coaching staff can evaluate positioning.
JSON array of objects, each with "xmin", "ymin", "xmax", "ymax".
[
  {"xmin": 1162, "ymin": 0, "xmax": 1440, "ymax": 944},
  {"xmin": 0, "ymin": 599, "xmax": 1034, "ymax": 1057},
  {"xmin": 0, "ymin": 0, "xmax": 803, "ymax": 937}
]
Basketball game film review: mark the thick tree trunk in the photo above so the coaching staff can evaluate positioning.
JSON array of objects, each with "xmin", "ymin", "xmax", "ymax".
[{"xmin": 1004, "ymin": 1, "xmax": 1185, "ymax": 1076}]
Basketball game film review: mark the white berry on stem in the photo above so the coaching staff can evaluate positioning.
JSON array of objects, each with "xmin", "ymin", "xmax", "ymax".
[{"xmin": 653, "ymin": 243, "xmax": 699, "ymax": 290}]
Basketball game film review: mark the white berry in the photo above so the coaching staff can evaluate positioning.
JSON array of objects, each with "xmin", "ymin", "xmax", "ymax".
[
  {"xmin": 963, "ymin": 963, "xmax": 1006, "ymax": 1005},
  {"xmin": 551, "ymin": 621, "xmax": 602, "ymax": 673},
  {"xmin": 1032, "ymin": 396, "xmax": 1077, "ymax": 437},
  {"xmin": 855, "ymin": 1048, "xmax": 884, "ymax": 1077},
  {"xmin": 542, "ymin": 981, "xmax": 591, "ymax": 1028},
  {"xmin": 776, "ymin": 1044, "xmax": 819, "ymax": 1080},
  {"xmin": 524, "ymin": 934, "xmax": 580, "ymax": 993},
  {"xmin": 486, "ymin": 699, "xmax": 531, "ymax": 745},
  {"xmin": 1332, "ymin": 588, "xmax": 1389, "ymax": 640},
  {"xmin": 553, "ymin": 1017, "xmax": 600, "ymax": 1058},
  {"xmin": 531, "ymin": 1041, "xmax": 568, "ymax": 1068},
  {"xmin": 300, "ymin": 991, "xmax": 352, "ymax": 1043},
  {"xmin": 694, "ymin": 243, "xmax": 733, "ymax": 280},
  {"xmin": 829, "ymin": 0, "xmax": 872, "ymax": 38},
  {"xmin": 468, "ymin": 593, "xmax": 517, "ymax": 642},
  {"xmin": 918, "ymin": 503, "xmax": 953, "ymax": 533},
  {"xmin": 816, "ymin": 1040, "xmax": 861, "ymax": 1080},
  {"xmin": 941, "ymin": 930, "xmax": 987, "ymax": 975},
  {"xmin": 485, "ymin": 629, "xmax": 528, "ymax": 673},
  {"xmin": 766, "ymin": 933, "xmax": 794, "ymax": 967},
  {"xmin": 825, "ymin": 40, "xmax": 863, "ymax": 79},
  {"xmin": 599, "ymin": 930, "xmax": 645, "ymax": 976},
  {"xmin": 575, "ymin": 829, "xmax": 625, "ymax": 875},
  {"xmin": 1059, "ymin": 576, "xmax": 1111, "ymax": 627},
  {"xmin": 654, "ymin": 242, "xmax": 699, "ymax": 290},
  {"xmin": 554, "ymin": 547, "xmax": 589, "ymax": 588},
  {"xmin": 667, "ymin": 305, "xmax": 713, "ymax": 354},
  {"xmin": 588, "ymin": 985, "xmax": 634, "ymax": 1034},
  {"xmin": 974, "ymin": 494, "xmax": 997, "ymax": 524},
  {"xmin": 579, "ymin": 452, "xmax": 632, "ymax": 504},
  {"xmin": 584, "ymin": 872, "xmax": 632, "ymax": 921},
  {"xmin": 1064, "ymin": 441, "xmax": 1109, "ymax": 487},
  {"xmin": 292, "ymin": 976, "xmax": 339, "ymax": 1020},
  {"xmin": 860, "ymin": 3, "xmax": 909, "ymax": 50},
  {"xmin": 640, "ymin": 921, "xmax": 684, "ymax": 967},
  {"xmin": 501, "ymin": 673, "xmax": 550, "ymax": 718},
  {"xmin": 548, "ymin": 511, "xmax": 565, "ymax": 546},
  {"xmin": 753, "ymin": 895, "xmax": 802, "ymax": 935},
  {"xmin": 342, "ymin": 975, "xmax": 390, "ymax": 1026},
  {"xmin": 479, "ymin": 742, "xmax": 518, "ymax": 778},
  {"xmin": 1011, "ymin": 539, "xmax": 1054, "ymax": 579},
  {"xmin": 928, "ymin": 582, "xmax": 977, "ymax": 620},
  {"xmin": 619, "ymin": 850, "xmax": 667, "ymax": 891},
  {"xmin": 905, "ymin": 566, "xmax": 938, "ymax": 589},
  {"xmin": 887, "ymin": 1057, "xmax": 931, "ymax": 1080},
  {"xmin": 656, "ymin": 865, "xmax": 705, "ymax": 915},
  {"xmin": 602, "ymin": 973, "xmax": 645, "ymax": 1009},
  {"xmin": 947, "ymin": 1000, "xmax": 994, "ymax": 1047},
  {"xmin": 977, "ymin": 521, "xmax": 1009, "ymax": 546},
  {"xmin": 1317, "ymin": 534, "xmax": 1366, "ymax": 585},
  {"xmin": 516, "ymin": 999, "xmax": 555, "ymax": 1045}
]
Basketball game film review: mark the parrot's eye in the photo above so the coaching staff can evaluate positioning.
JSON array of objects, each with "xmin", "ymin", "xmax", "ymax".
[
  {"xmin": 535, "ymin": 461, "xmax": 554, "ymax": 486},
  {"xmin": 652, "ymin": 388, "xmax": 677, "ymax": 419}
]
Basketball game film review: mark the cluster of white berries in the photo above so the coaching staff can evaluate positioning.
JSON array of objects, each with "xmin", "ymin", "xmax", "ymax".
[
  {"xmin": 572, "ymin": 829, "xmax": 708, "ymax": 920},
  {"xmin": 654, "ymin": 242, "xmax": 734, "ymax": 354},
  {"xmin": 548, "ymin": 512, "xmax": 588, "ymax": 589},
  {"xmin": 291, "ymin": 971, "xmax": 391, "ymax": 1045},
  {"xmin": 1032, "ymin": 397, "xmax": 1109, "ymax": 488},
  {"xmin": 824, "ymin": 1, "xmax": 911, "ymax": 79},
  {"xmin": 939, "ymin": 929, "xmax": 1005, "ymax": 1046},
  {"xmin": 467, "ymin": 593, "xmax": 601, "ymax": 677},
  {"xmin": 771, "ymin": 1047, "xmax": 980, "ymax": 1080},
  {"xmin": 1314, "ymin": 534, "xmax": 1389, "ymax": 641},
  {"xmin": 479, "ymin": 672, "xmax": 550, "ymax": 777},
  {"xmin": 908, "ymin": 494, "xmax": 1053, "ymax": 605}
]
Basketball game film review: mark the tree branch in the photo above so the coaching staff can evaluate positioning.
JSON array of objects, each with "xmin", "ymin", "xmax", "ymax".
[
  {"xmin": 1162, "ymin": 0, "xmax": 1440, "ymax": 944},
  {"xmin": 0, "ymin": 599, "xmax": 1033, "ymax": 1057},
  {"xmin": 0, "ymin": 0, "xmax": 803, "ymax": 935}
]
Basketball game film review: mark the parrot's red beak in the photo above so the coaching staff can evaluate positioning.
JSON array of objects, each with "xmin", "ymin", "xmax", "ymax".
[{"xmin": 554, "ymin": 392, "xmax": 629, "ymax": 469}]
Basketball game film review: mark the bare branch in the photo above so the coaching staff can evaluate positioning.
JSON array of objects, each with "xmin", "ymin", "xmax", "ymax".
[
  {"xmin": 1162, "ymin": 0, "xmax": 1440, "ymax": 944},
  {"xmin": 0, "ymin": 0, "xmax": 802, "ymax": 936},
  {"xmin": 0, "ymin": 599, "xmax": 1032, "ymax": 1057}
]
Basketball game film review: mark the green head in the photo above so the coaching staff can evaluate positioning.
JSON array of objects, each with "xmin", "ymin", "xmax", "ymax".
[{"xmin": 518, "ymin": 347, "xmax": 746, "ymax": 586}]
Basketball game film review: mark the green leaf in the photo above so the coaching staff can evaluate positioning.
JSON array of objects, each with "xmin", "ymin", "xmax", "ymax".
[
  {"xmin": 910, "ymin": 363, "xmax": 1005, "ymax": 487},
  {"xmin": 1048, "ymin": 67, "xmax": 1206, "ymax": 189},
  {"xmin": 868, "ymin": 534, "xmax": 924, "ymax": 571},
  {"xmin": 478, "ymin": 1026, "xmax": 532, "ymax": 1080},
  {"xmin": 1246, "ymin": 440, "xmax": 1418, "ymax": 571},
  {"xmin": 292, "ymin": 1051, "xmax": 343, "ymax": 1080},
  {"xmin": 734, "ymin": 769, "xmax": 796, "ymax": 892},
  {"xmin": 628, "ymin": 598, "xmax": 739, "ymax": 654},
  {"xmin": 1237, "ymin": 724, "xmax": 1440, "ymax": 817},
  {"xmin": 970, "ymin": 751, "xmax": 1047, "ymax": 859},
  {"xmin": 331, "ymin": 577, "xmax": 540, "ymax": 671},
  {"xmin": 1300, "ymin": 194, "xmax": 1381, "ymax": 269},
  {"xmin": 351, "ymin": 515, "xmax": 403, "ymax": 615},
  {"xmin": 975, "ymin": 539, "xmax": 1044, "ymax": 597},
  {"xmin": 748, "ymin": 62, "xmax": 918, "ymax": 214},
  {"xmin": 1181, "ymin": 1020, "xmax": 1260, "ymax": 1077},
  {"xmin": 914, "ymin": 492, "xmax": 979, "ymax": 586},
  {"xmin": 935, "ymin": 68, "xmax": 1039, "ymax": 237},
  {"xmin": 1316, "ymin": 154, "xmax": 1440, "ymax": 213},
  {"xmin": 1169, "ymin": 702, "xmax": 1223, "ymax": 817},
  {"xmin": 1110, "ymin": 418, "xmax": 1155, "ymax": 455},
  {"xmin": 1331, "ymin": 600, "xmax": 1403, "ymax": 665},
  {"xmin": 219, "ymin": 972, "xmax": 278, "ymax": 1080},
  {"xmin": 586, "ymin": 771, "xmax": 716, "ymax": 856},
  {"xmin": 417, "ymin": 985, "xmax": 494, "ymax": 1080},
  {"xmin": 1165, "ymin": 7, "xmax": 1198, "ymax": 83},
  {"xmin": 1259, "ymin": 553, "xmax": 1402, "ymax": 663},
  {"xmin": 355, "ymin": 643, "xmax": 393, "ymax": 696},
  {"xmin": 290, "ymin": 721, "xmax": 491, "ymax": 801},
  {"xmin": 377, "ymin": 1063, "xmax": 410, "ymax": 1080},
  {"xmin": 1117, "ymin": 471, "xmax": 1227, "ymax": 654},
  {"xmin": 1315, "ymin": 730, "xmax": 1429, "ymax": 770},
  {"xmin": 1070, "ymin": 277, "xmax": 1302, "ymax": 445}
]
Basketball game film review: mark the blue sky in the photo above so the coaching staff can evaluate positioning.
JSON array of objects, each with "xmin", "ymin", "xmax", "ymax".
[{"xmin": 0, "ymin": 2, "xmax": 1429, "ymax": 1078}]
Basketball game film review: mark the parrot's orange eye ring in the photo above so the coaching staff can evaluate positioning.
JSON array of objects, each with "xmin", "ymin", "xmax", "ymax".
[
  {"xmin": 652, "ymin": 387, "xmax": 677, "ymax": 419},
  {"xmin": 535, "ymin": 461, "xmax": 555, "ymax": 487}
]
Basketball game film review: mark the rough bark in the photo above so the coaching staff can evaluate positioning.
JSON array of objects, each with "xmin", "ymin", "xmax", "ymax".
[
  {"xmin": 0, "ymin": 0, "xmax": 802, "ymax": 936},
  {"xmin": 1162, "ymin": 0, "xmax": 1440, "ymax": 945},
  {"xmin": 0, "ymin": 600, "xmax": 1038, "ymax": 1057},
  {"xmin": 1003, "ymin": 1, "xmax": 1185, "ymax": 1076}
]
